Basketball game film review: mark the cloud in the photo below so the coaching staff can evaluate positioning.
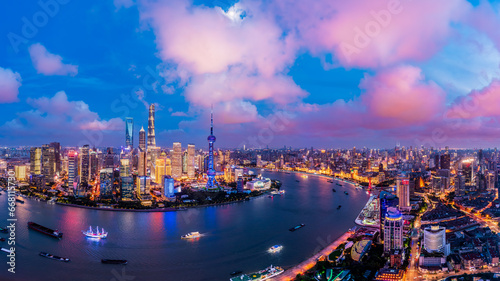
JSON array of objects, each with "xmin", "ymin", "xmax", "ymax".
[
  {"xmin": 28, "ymin": 43, "xmax": 78, "ymax": 76},
  {"xmin": 171, "ymin": 111, "xmax": 188, "ymax": 117},
  {"xmin": 0, "ymin": 67, "xmax": 22, "ymax": 103},
  {"xmin": 114, "ymin": 0, "xmax": 135, "ymax": 9},
  {"xmin": 447, "ymin": 80, "xmax": 500, "ymax": 119}
]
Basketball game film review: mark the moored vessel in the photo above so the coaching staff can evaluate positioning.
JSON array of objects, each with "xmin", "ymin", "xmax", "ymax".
[
  {"xmin": 39, "ymin": 251, "xmax": 70, "ymax": 262},
  {"xmin": 102, "ymin": 259, "xmax": 128, "ymax": 264},
  {"xmin": 230, "ymin": 265, "xmax": 284, "ymax": 281},
  {"xmin": 28, "ymin": 222, "xmax": 63, "ymax": 239},
  {"xmin": 289, "ymin": 224, "xmax": 305, "ymax": 232}
]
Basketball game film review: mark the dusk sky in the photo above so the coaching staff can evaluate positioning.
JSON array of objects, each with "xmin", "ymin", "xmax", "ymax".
[{"xmin": 2, "ymin": 0, "xmax": 500, "ymax": 149}]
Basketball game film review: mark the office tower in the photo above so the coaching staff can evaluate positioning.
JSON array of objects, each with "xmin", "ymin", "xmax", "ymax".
[
  {"xmin": 163, "ymin": 176, "xmax": 175, "ymax": 198},
  {"xmin": 68, "ymin": 150, "xmax": 78, "ymax": 193},
  {"xmin": 206, "ymin": 109, "xmax": 218, "ymax": 189},
  {"xmin": 120, "ymin": 158, "xmax": 130, "ymax": 178},
  {"xmin": 99, "ymin": 168, "xmax": 114, "ymax": 199},
  {"xmin": 136, "ymin": 176, "xmax": 151, "ymax": 200},
  {"xmin": 80, "ymin": 145, "xmax": 90, "ymax": 185},
  {"xmin": 384, "ymin": 207, "xmax": 403, "ymax": 253},
  {"xmin": 187, "ymin": 144, "xmax": 195, "ymax": 179},
  {"xmin": 397, "ymin": 177, "xmax": 410, "ymax": 210},
  {"xmin": 172, "ymin": 142, "xmax": 182, "ymax": 178},
  {"xmin": 138, "ymin": 151, "xmax": 147, "ymax": 177},
  {"xmin": 120, "ymin": 176, "xmax": 134, "ymax": 201},
  {"xmin": 147, "ymin": 104, "xmax": 156, "ymax": 148},
  {"xmin": 90, "ymin": 150, "xmax": 98, "ymax": 181},
  {"xmin": 125, "ymin": 117, "xmax": 134, "ymax": 149},
  {"xmin": 440, "ymin": 154, "xmax": 450, "ymax": 170},
  {"xmin": 423, "ymin": 226, "xmax": 447, "ymax": 254},
  {"xmin": 30, "ymin": 147, "xmax": 42, "ymax": 175},
  {"xmin": 237, "ymin": 176, "xmax": 244, "ymax": 192},
  {"xmin": 257, "ymin": 155, "xmax": 262, "ymax": 168},
  {"xmin": 139, "ymin": 126, "xmax": 146, "ymax": 151},
  {"xmin": 49, "ymin": 142, "xmax": 61, "ymax": 173},
  {"xmin": 165, "ymin": 157, "xmax": 172, "ymax": 176},
  {"xmin": 42, "ymin": 144, "xmax": 56, "ymax": 182},
  {"xmin": 155, "ymin": 158, "xmax": 165, "ymax": 184},
  {"xmin": 182, "ymin": 151, "xmax": 188, "ymax": 174},
  {"xmin": 14, "ymin": 165, "xmax": 27, "ymax": 182}
]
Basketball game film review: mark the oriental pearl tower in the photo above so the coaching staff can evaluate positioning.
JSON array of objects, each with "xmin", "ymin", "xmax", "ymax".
[{"xmin": 206, "ymin": 107, "xmax": 218, "ymax": 189}]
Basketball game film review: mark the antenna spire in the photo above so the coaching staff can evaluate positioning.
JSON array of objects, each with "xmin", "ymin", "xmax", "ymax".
[{"xmin": 210, "ymin": 105, "xmax": 213, "ymax": 135}]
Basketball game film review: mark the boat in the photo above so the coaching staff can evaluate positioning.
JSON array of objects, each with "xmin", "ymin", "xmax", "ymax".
[
  {"xmin": 344, "ymin": 191, "xmax": 349, "ymax": 195},
  {"xmin": 336, "ymin": 183, "xmax": 342, "ymax": 186},
  {"xmin": 268, "ymin": 245, "xmax": 283, "ymax": 253},
  {"xmin": 231, "ymin": 271, "xmax": 243, "ymax": 276},
  {"xmin": 27, "ymin": 222, "xmax": 63, "ymax": 239},
  {"xmin": 181, "ymin": 232, "xmax": 201, "ymax": 239},
  {"xmin": 332, "ymin": 188, "xmax": 336, "ymax": 192},
  {"xmin": 295, "ymin": 180, "xmax": 300, "ymax": 182},
  {"xmin": 39, "ymin": 252, "xmax": 70, "ymax": 262},
  {"xmin": 279, "ymin": 190, "xmax": 285, "ymax": 195},
  {"xmin": 0, "ymin": 227, "xmax": 8, "ymax": 233},
  {"xmin": 1, "ymin": 248, "xmax": 13, "ymax": 254},
  {"xmin": 337, "ymin": 205, "xmax": 342, "ymax": 210},
  {"xmin": 102, "ymin": 259, "xmax": 128, "ymax": 265},
  {"xmin": 268, "ymin": 195, "xmax": 273, "ymax": 198},
  {"xmin": 0, "ymin": 238, "xmax": 5, "ymax": 242},
  {"xmin": 230, "ymin": 265, "xmax": 284, "ymax": 281},
  {"xmin": 289, "ymin": 224, "xmax": 305, "ymax": 232},
  {"xmin": 301, "ymin": 175, "xmax": 308, "ymax": 179},
  {"xmin": 15, "ymin": 198, "xmax": 24, "ymax": 204},
  {"xmin": 83, "ymin": 226, "xmax": 108, "ymax": 239}
]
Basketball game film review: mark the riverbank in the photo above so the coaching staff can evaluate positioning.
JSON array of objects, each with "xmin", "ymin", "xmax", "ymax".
[
  {"xmin": 271, "ymin": 232, "xmax": 352, "ymax": 281},
  {"xmin": 268, "ymin": 169, "xmax": 363, "ymax": 188}
]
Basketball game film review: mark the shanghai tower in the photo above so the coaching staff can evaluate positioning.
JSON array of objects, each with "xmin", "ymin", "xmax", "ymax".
[
  {"xmin": 206, "ymin": 108, "xmax": 218, "ymax": 189},
  {"xmin": 148, "ymin": 104, "xmax": 156, "ymax": 148}
]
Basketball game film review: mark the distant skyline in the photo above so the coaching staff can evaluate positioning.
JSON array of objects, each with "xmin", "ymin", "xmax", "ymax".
[{"xmin": 2, "ymin": 0, "xmax": 500, "ymax": 148}]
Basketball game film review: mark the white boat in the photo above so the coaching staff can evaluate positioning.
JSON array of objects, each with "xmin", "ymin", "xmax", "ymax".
[
  {"xmin": 181, "ymin": 232, "xmax": 200, "ymax": 239},
  {"xmin": 268, "ymin": 245, "xmax": 283, "ymax": 253},
  {"xmin": 82, "ymin": 226, "xmax": 108, "ymax": 239},
  {"xmin": 1, "ymin": 248, "xmax": 13, "ymax": 254}
]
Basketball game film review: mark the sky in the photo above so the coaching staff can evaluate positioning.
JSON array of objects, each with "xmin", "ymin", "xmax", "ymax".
[{"xmin": 2, "ymin": 0, "xmax": 500, "ymax": 149}]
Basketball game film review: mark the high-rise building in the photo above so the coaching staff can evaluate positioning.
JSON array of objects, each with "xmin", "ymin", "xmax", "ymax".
[
  {"xmin": 187, "ymin": 144, "xmax": 195, "ymax": 179},
  {"xmin": 182, "ymin": 151, "xmax": 188, "ymax": 174},
  {"xmin": 90, "ymin": 150, "xmax": 98, "ymax": 181},
  {"xmin": 139, "ymin": 126, "xmax": 146, "ymax": 151},
  {"xmin": 42, "ymin": 144, "xmax": 56, "ymax": 182},
  {"xmin": 30, "ymin": 147, "xmax": 42, "ymax": 175},
  {"xmin": 120, "ymin": 158, "xmax": 130, "ymax": 177},
  {"xmin": 155, "ymin": 158, "xmax": 166, "ymax": 184},
  {"xmin": 165, "ymin": 157, "xmax": 172, "ymax": 176},
  {"xmin": 14, "ymin": 165, "xmax": 27, "ymax": 182},
  {"xmin": 136, "ymin": 176, "xmax": 151, "ymax": 200},
  {"xmin": 105, "ymin": 147, "xmax": 114, "ymax": 169},
  {"xmin": 172, "ymin": 142, "xmax": 182, "ymax": 178},
  {"xmin": 440, "ymin": 154, "xmax": 450, "ymax": 170},
  {"xmin": 138, "ymin": 151, "xmax": 147, "ymax": 177},
  {"xmin": 163, "ymin": 176, "xmax": 175, "ymax": 198},
  {"xmin": 68, "ymin": 150, "xmax": 78, "ymax": 194},
  {"xmin": 423, "ymin": 226, "xmax": 446, "ymax": 254},
  {"xmin": 206, "ymin": 109, "xmax": 218, "ymax": 189},
  {"xmin": 257, "ymin": 155, "xmax": 262, "ymax": 168},
  {"xmin": 80, "ymin": 145, "xmax": 90, "ymax": 185},
  {"xmin": 49, "ymin": 142, "xmax": 61, "ymax": 173},
  {"xmin": 126, "ymin": 117, "xmax": 134, "ymax": 149},
  {"xmin": 99, "ymin": 168, "xmax": 114, "ymax": 199},
  {"xmin": 384, "ymin": 207, "xmax": 403, "ymax": 253},
  {"xmin": 120, "ymin": 176, "xmax": 134, "ymax": 201},
  {"xmin": 148, "ymin": 104, "xmax": 156, "ymax": 148},
  {"xmin": 397, "ymin": 177, "xmax": 410, "ymax": 210}
]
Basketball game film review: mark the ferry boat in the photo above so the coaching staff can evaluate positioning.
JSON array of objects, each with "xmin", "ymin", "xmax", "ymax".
[
  {"xmin": 268, "ymin": 245, "xmax": 283, "ymax": 253},
  {"xmin": 39, "ymin": 252, "xmax": 70, "ymax": 262},
  {"xmin": 344, "ymin": 191, "xmax": 349, "ymax": 195},
  {"xmin": 279, "ymin": 190, "xmax": 285, "ymax": 195},
  {"xmin": 336, "ymin": 183, "xmax": 342, "ymax": 186},
  {"xmin": 28, "ymin": 222, "xmax": 63, "ymax": 239},
  {"xmin": 82, "ymin": 226, "xmax": 108, "ymax": 239},
  {"xmin": 102, "ymin": 259, "xmax": 128, "ymax": 265},
  {"xmin": 15, "ymin": 198, "xmax": 24, "ymax": 204},
  {"xmin": 230, "ymin": 265, "xmax": 284, "ymax": 281},
  {"xmin": 181, "ymin": 232, "xmax": 201, "ymax": 239},
  {"xmin": 289, "ymin": 224, "xmax": 305, "ymax": 232}
]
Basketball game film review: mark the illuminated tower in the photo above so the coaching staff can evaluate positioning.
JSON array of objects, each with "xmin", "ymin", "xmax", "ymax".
[
  {"xmin": 125, "ymin": 117, "xmax": 134, "ymax": 149},
  {"xmin": 206, "ymin": 108, "xmax": 218, "ymax": 189},
  {"xmin": 139, "ymin": 126, "xmax": 146, "ymax": 151},
  {"xmin": 148, "ymin": 104, "xmax": 156, "ymax": 148}
]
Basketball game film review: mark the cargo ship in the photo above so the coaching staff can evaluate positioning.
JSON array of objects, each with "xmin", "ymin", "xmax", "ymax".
[
  {"xmin": 39, "ymin": 252, "xmax": 70, "ymax": 262},
  {"xmin": 230, "ymin": 265, "xmax": 284, "ymax": 281},
  {"xmin": 27, "ymin": 222, "xmax": 63, "ymax": 239},
  {"xmin": 289, "ymin": 224, "xmax": 305, "ymax": 232},
  {"xmin": 102, "ymin": 259, "xmax": 128, "ymax": 265}
]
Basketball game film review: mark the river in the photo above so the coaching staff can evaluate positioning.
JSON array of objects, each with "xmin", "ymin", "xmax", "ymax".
[{"xmin": 0, "ymin": 170, "xmax": 369, "ymax": 281}]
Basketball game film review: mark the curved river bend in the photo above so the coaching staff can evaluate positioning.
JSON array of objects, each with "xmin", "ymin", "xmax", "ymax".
[{"xmin": 0, "ymin": 170, "xmax": 369, "ymax": 281}]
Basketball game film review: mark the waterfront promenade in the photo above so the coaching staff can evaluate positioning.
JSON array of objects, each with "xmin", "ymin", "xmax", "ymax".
[{"xmin": 271, "ymin": 231, "xmax": 351, "ymax": 281}]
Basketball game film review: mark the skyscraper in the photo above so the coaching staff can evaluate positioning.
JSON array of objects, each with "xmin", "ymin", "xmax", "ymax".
[
  {"xmin": 138, "ymin": 151, "xmax": 147, "ymax": 177},
  {"xmin": 384, "ymin": 207, "xmax": 403, "ymax": 253},
  {"xmin": 30, "ymin": 147, "xmax": 42, "ymax": 175},
  {"xmin": 206, "ymin": 109, "xmax": 218, "ymax": 189},
  {"xmin": 155, "ymin": 158, "xmax": 166, "ymax": 184},
  {"xmin": 126, "ymin": 117, "xmax": 134, "ymax": 149},
  {"xmin": 163, "ymin": 176, "xmax": 175, "ymax": 198},
  {"xmin": 397, "ymin": 177, "xmax": 410, "ymax": 210},
  {"xmin": 120, "ymin": 176, "xmax": 134, "ymax": 201},
  {"xmin": 99, "ymin": 168, "xmax": 114, "ymax": 199},
  {"xmin": 423, "ymin": 226, "xmax": 446, "ymax": 254},
  {"xmin": 42, "ymin": 144, "xmax": 56, "ymax": 182},
  {"xmin": 172, "ymin": 142, "xmax": 182, "ymax": 178},
  {"xmin": 139, "ymin": 126, "xmax": 146, "ymax": 151},
  {"xmin": 80, "ymin": 145, "xmax": 90, "ymax": 185},
  {"xmin": 68, "ymin": 150, "xmax": 78, "ymax": 194},
  {"xmin": 90, "ymin": 150, "xmax": 98, "ymax": 181},
  {"xmin": 187, "ymin": 144, "xmax": 195, "ymax": 179},
  {"xmin": 49, "ymin": 142, "xmax": 61, "ymax": 173},
  {"xmin": 147, "ymin": 104, "xmax": 156, "ymax": 148}
]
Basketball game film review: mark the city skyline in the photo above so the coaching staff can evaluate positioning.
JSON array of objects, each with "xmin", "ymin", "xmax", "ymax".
[{"xmin": 3, "ymin": 0, "xmax": 500, "ymax": 148}]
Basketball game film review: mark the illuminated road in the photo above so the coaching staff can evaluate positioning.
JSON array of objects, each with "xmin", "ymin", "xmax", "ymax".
[{"xmin": 270, "ymin": 232, "xmax": 351, "ymax": 281}]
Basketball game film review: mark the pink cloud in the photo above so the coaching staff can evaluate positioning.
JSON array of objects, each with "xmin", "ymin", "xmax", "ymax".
[
  {"xmin": 361, "ymin": 65, "xmax": 446, "ymax": 123},
  {"xmin": 0, "ymin": 67, "xmax": 22, "ymax": 103},
  {"xmin": 80, "ymin": 118, "xmax": 124, "ymax": 131},
  {"xmin": 28, "ymin": 43, "xmax": 78, "ymax": 76},
  {"xmin": 447, "ymin": 80, "xmax": 500, "ymax": 119}
]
